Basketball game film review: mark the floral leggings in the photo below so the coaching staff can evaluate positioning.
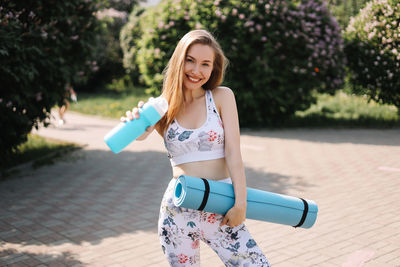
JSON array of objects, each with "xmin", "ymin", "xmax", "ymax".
[{"xmin": 158, "ymin": 178, "xmax": 271, "ymax": 267}]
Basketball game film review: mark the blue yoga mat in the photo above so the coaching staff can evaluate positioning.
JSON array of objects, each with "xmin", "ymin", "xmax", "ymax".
[{"xmin": 173, "ymin": 175, "xmax": 318, "ymax": 229}]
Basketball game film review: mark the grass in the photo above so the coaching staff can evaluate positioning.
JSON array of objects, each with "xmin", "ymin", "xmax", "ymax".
[
  {"xmin": 69, "ymin": 90, "xmax": 148, "ymax": 119},
  {"xmin": 288, "ymin": 91, "xmax": 400, "ymax": 128},
  {"xmin": 1, "ymin": 134, "xmax": 81, "ymax": 176},
  {"xmin": 4, "ymin": 87, "xmax": 397, "ymax": 177},
  {"xmin": 70, "ymin": 89, "xmax": 400, "ymax": 128}
]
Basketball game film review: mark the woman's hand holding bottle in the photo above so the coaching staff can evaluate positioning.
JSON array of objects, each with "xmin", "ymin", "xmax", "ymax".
[{"xmin": 121, "ymin": 101, "xmax": 145, "ymax": 122}]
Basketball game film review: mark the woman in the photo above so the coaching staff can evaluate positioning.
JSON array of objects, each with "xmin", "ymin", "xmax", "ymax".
[
  {"xmin": 123, "ymin": 30, "xmax": 270, "ymax": 266},
  {"xmin": 58, "ymin": 85, "xmax": 77, "ymax": 125}
]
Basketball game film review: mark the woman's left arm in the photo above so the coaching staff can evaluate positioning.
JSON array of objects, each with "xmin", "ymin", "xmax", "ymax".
[{"xmin": 215, "ymin": 87, "xmax": 247, "ymax": 227}]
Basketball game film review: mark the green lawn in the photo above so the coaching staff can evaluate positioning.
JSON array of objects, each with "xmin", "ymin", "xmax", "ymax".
[
  {"xmin": 289, "ymin": 91, "xmax": 399, "ymax": 128},
  {"xmin": 69, "ymin": 91, "xmax": 148, "ymax": 119},
  {"xmin": 1, "ymin": 134, "xmax": 80, "ymax": 175},
  {"xmin": 5, "ymin": 89, "xmax": 398, "ymax": 176},
  {"xmin": 70, "ymin": 90, "xmax": 399, "ymax": 128}
]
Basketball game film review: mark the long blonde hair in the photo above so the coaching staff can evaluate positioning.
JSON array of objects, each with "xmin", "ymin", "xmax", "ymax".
[{"xmin": 156, "ymin": 30, "xmax": 228, "ymax": 134}]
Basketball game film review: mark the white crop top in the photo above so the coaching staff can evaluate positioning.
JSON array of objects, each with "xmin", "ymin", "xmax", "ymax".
[{"xmin": 163, "ymin": 90, "xmax": 225, "ymax": 166}]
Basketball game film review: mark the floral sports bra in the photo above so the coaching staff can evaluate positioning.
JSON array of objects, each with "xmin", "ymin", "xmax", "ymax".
[{"xmin": 163, "ymin": 90, "xmax": 225, "ymax": 167}]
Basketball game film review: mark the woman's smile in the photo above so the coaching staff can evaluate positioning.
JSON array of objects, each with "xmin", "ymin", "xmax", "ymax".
[{"xmin": 187, "ymin": 75, "xmax": 202, "ymax": 83}]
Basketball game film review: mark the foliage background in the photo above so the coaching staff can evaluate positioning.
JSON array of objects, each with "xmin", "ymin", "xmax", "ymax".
[
  {"xmin": 121, "ymin": 0, "xmax": 346, "ymax": 126},
  {"xmin": 0, "ymin": 1, "xmax": 102, "ymax": 155},
  {"xmin": 344, "ymin": 0, "xmax": 400, "ymax": 110},
  {"xmin": 2, "ymin": 0, "xmax": 399, "ymax": 161}
]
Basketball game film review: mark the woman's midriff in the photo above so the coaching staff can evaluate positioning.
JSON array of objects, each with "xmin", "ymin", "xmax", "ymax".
[{"xmin": 172, "ymin": 158, "xmax": 229, "ymax": 181}]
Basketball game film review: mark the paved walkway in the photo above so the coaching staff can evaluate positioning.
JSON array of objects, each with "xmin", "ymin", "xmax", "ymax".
[{"xmin": 1, "ymin": 111, "xmax": 400, "ymax": 267}]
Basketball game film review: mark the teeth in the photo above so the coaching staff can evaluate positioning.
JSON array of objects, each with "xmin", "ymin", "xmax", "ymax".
[{"xmin": 188, "ymin": 76, "xmax": 200, "ymax": 82}]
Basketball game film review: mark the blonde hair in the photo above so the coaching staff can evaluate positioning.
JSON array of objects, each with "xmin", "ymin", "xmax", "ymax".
[{"xmin": 156, "ymin": 30, "xmax": 228, "ymax": 134}]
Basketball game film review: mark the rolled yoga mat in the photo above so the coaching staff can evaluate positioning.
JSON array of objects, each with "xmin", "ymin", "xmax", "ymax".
[{"xmin": 173, "ymin": 175, "xmax": 318, "ymax": 229}]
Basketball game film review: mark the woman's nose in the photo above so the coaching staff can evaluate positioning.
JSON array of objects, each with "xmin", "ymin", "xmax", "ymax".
[{"xmin": 192, "ymin": 64, "xmax": 201, "ymax": 75}]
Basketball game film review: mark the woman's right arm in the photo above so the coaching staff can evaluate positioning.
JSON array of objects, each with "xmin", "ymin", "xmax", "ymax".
[{"xmin": 121, "ymin": 100, "xmax": 156, "ymax": 141}]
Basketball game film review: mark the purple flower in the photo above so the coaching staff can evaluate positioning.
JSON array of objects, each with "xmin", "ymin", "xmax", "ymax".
[{"xmin": 245, "ymin": 20, "xmax": 254, "ymax": 27}]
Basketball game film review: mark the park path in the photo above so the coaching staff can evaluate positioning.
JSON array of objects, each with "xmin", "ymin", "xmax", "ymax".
[{"xmin": 1, "ymin": 111, "xmax": 400, "ymax": 267}]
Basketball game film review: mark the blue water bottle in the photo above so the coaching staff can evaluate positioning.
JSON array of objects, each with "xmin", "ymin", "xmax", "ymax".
[{"xmin": 104, "ymin": 96, "xmax": 168, "ymax": 153}]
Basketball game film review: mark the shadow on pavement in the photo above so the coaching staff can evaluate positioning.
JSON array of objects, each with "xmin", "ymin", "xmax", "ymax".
[
  {"xmin": 245, "ymin": 168, "xmax": 314, "ymax": 195},
  {"xmin": 0, "ymin": 248, "xmax": 82, "ymax": 266},
  {"xmin": 0, "ymin": 148, "xmax": 310, "ymax": 251},
  {"xmin": 242, "ymin": 128, "xmax": 400, "ymax": 146}
]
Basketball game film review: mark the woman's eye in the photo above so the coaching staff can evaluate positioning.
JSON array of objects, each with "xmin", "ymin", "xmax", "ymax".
[{"xmin": 186, "ymin": 58, "xmax": 193, "ymax": 62}]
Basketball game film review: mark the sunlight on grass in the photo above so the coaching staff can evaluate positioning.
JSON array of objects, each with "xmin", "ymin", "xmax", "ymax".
[
  {"xmin": 292, "ymin": 91, "xmax": 399, "ymax": 127},
  {"xmin": 70, "ymin": 89, "xmax": 399, "ymax": 128},
  {"xmin": 1, "ymin": 134, "xmax": 80, "ymax": 173},
  {"xmin": 70, "ymin": 92, "xmax": 148, "ymax": 119}
]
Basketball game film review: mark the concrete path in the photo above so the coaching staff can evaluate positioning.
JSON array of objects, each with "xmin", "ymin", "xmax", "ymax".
[{"xmin": 1, "ymin": 111, "xmax": 400, "ymax": 267}]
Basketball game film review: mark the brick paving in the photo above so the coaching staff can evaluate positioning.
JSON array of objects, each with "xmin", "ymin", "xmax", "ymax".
[{"xmin": 1, "ymin": 111, "xmax": 400, "ymax": 267}]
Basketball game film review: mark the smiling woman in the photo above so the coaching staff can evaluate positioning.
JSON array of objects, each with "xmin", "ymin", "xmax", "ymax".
[
  {"xmin": 183, "ymin": 44, "xmax": 214, "ymax": 91},
  {"xmin": 120, "ymin": 30, "xmax": 270, "ymax": 266}
]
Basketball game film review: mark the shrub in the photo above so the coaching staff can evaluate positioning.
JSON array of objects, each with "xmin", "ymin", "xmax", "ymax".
[
  {"xmin": 325, "ymin": 0, "xmax": 370, "ymax": 28},
  {"xmin": 78, "ymin": 1, "xmax": 139, "ymax": 92},
  {"xmin": 344, "ymin": 0, "xmax": 400, "ymax": 110},
  {"xmin": 0, "ymin": 1, "xmax": 102, "ymax": 156},
  {"xmin": 120, "ymin": 6, "xmax": 147, "ymax": 86},
  {"xmin": 122, "ymin": 0, "xmax": 346, "ymax": 126}
]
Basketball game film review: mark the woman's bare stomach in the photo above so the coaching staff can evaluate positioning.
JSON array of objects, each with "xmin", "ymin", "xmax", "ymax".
[{"xmin": 172, "ymin": 158, "xmax": 229, "ymax": 181}]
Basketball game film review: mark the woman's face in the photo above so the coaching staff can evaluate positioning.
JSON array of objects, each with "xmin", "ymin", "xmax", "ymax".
[{"xmin": 183, "ymin": 43, "xmax": 214, "ymax": 91}]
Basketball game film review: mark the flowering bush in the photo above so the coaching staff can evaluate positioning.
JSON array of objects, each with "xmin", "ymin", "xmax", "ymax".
[
  {"xmin": 120, "ymin": 6, "xmax": 147, "ymax": 86},
  {"xmin": 79, "ymin": 1, "xmax": 139, "ymax": 92},
  {"xmin": 122, "ymin": 0, "xmax": 346, "ymax": 126},
  {"xmin": 325, "ymin": 0, "xmax": 370, "ymax": 28},
  {"xmin": 0, "ymin": 1, "xmax": 101, "ymax": 156},
  {"xmin": 344, "ymin": 0, "xmax": 400, "ymax": 110}
]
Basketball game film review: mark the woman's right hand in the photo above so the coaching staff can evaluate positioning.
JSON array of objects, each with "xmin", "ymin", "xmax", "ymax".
[{"xmin": 121, "ymin": 100, "xmax": 145, "ymax": 122}]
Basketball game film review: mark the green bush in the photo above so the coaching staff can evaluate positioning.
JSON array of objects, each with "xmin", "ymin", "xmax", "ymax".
[
  {"xmin": 78, "ymin": 1, "xmax": 139, "ymax": 92},
  {"xmin": 0, "ymin": 1, "xmax": 102, "ymax": 156},
  {"xmin": 344, "ymin": 0, "xmax": 400, "ymax": 110},
  {"xmin": 326, "ymin": 0, "xmax": 370, "ymax": 28},
  {"xmin": 121, "ymin": 0, "xmax": 346, "ymax": 126},
  {"xmin": 120, "ymin": 6, "xmax": 147, "ymax": 86}
]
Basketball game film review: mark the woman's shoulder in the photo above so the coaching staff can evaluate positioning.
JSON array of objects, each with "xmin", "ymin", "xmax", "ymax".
[
  {"xmin": 211, "ymin": 86, "xmax": 235, "ymax": 114},
  {"xmin": 212, "ymin": 86, "xmax": 235, "ymax": 100}
]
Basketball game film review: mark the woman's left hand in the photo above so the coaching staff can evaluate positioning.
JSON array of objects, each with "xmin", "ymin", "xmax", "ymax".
[{"xmin": 220, "ymin": 204, "xmax": 246, "ymax": 227}]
